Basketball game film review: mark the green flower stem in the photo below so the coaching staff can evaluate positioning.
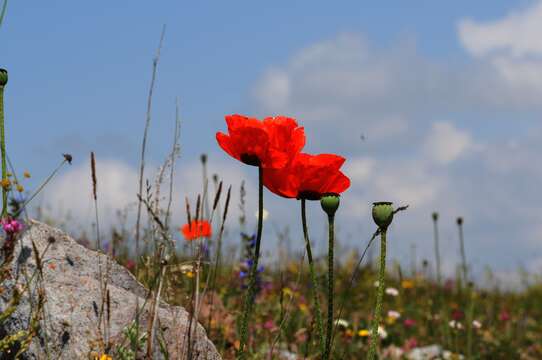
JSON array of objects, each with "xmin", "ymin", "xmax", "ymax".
[
  {"xmin": 466, "ymin": 287, "xmax": 475, "ymax": 360},
  {"xmin": 432, "ymin": 214, "xmax": 442, "ymax": 286},
  {"xmin": 323, "ymin": 213, "xmax": 335, "ymax": 360},
  {"xmin": 457, "ymin": 218, "xmax": 468, "ymax": 287},
  {"xmin": 301, "ymin": 199, "xmax": 325, "ymax": 355},
  {"xmin": 237, "ymin": 166, "xmax": 264, "ymax": 358},
  {"xmin": 368, "ymin": 228, "xmax": 387, "ymax": 360},
  {"xmin": 0, "ymin": 80, "xmax": 7, "ymax": 217}
]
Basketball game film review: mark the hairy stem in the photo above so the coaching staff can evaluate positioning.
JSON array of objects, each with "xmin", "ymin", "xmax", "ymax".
[
  {"xmin": 238, "ymin": 166, "xmax": 264, "ymax": 358},
  {"xmin": 368, "ymin": 229, "xmax": 387, "ymax": 360},
  {"xmin": 323, "ymin": 214, "xmax": 335, "ymax": 360},
  {"xmin": 0, "ymin": 83, "xmax": 6, "ymax": 217},
  {"xmin": 301, "ymin": 199, "xmax": 325, "ymax": 355}
]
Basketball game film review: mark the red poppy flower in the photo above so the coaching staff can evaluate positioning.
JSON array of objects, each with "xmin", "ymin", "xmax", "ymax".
[
  {"xmin": 263, "ymin": 153, "xmax": 350, "ymax": 200},
  {"xmin": 216, "ymin": 114, "xmax": 305, "ymax": 168},
  {"xmin": 180, "ymin": 220, "xmax": 212, "ymax": 241}
]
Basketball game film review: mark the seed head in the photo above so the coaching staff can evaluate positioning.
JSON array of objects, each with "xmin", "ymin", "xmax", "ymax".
[
  {"xmin": 0, "ymin": 69, "xmax": 8, "ymax": 87},
  {"xmin": 372, "ymin": 202, "xmax": 394, "ymax": 229},
  {"xmin": 320, "ymin": 194, "xmax": 340, "ymax": 217}
]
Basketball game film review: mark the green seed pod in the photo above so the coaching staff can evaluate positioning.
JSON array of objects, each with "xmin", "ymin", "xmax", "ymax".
[
  {"xmin": 372, "ymin": 202, "xmax": 394, "ymax": 229},
  {"xmin": 0, "ymin": 69, "xmax": 7, "ymax": 87},
  {"xmin": 320, "ymin": 194, "xmax": 340, "ymax": 217}
]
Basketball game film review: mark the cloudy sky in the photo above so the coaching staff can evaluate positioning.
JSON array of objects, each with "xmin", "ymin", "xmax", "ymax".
[{"xmin": 2, "ymin": 1, "xmax": 542, "ymax": 282}]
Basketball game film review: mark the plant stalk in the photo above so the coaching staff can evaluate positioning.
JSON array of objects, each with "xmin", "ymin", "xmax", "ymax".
[
  {"xmin": 0, "ymin": 81, "xmax": 6, "ymax": 217},
  {"xmin": 301, "ymin": 199, "xmax": 325, "ymax": 355},
  {"xmin": 368, "ymin": 228, "xmax": 387, "ymax": 360},
  {"xmin": 323, "ymin": 213, "xmax": 335, "ymax": 360},
  {"xmin": 238, "ymin": 166, "xmax": 264, "ymax": 358}
]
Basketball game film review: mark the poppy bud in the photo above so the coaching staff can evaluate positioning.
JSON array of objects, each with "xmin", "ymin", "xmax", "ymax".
[
  {"xmin": 320, "ymin": 194, "xmax": 340, "ymax": 217},
  {"xmin": 0, "ymin": 69, "xmax": 7, "ymax": 87},
  {"xmin": 432, "ymin": 212, "xmax": 438, "ymax": 221},
  {"xmin": 372, "ymin": 202, "xmax": 394, "ymax": 229},
  {"xmin": 457, "ymin": 217, "xmax": 463, "ymax": 225}
]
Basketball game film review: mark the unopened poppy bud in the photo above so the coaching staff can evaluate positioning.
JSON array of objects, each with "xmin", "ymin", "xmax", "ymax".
[
  {"xmin": 432, "ymin": 212, "xmax": 438, "ymax": 221},
  {"xmin": 372, "ymin": 202, "xmax": 394, "ymax": 229},
  {"xmin": 457, "ymin": 217, "xmax": 463, "ymax": 225},
  {"xmin": 320, "ymin": 194, "xmax": 340, "ymax": 217},
  {"xmin": 0, "ymin": 69, "xmax": 7, "ymax": 87}
]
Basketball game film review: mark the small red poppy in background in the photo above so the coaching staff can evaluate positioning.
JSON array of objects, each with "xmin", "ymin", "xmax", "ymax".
[
  {"xmin": 263, "ymin": 153, "xmax": 350, "ymax": 200},
  {"xmin": 216, "ymin": 114, "xmax": 305, "ymax": 168},
  {"xmin": 181, "ymin": 220, "xmax": 212, "ymax": 241}
]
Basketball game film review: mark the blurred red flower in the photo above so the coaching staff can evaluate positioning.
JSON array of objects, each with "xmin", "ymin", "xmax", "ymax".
[
  {"xmin": 216, "ymin": 114, "xmax": 305, "ymax": 168},
  {"xmin": 499, "ymin": 310, "xmax": 510, "ymax": 322},
  {"xmin": 263, "ymin": 153, "xmax": 350, "ymax": 200},
  {"xmin": 403, "ymin": 318, "xmax": 416, "ymax": 328},
  {"xmin": 181, "ymin": 220, "xmax": 212, "ymax": 241}
]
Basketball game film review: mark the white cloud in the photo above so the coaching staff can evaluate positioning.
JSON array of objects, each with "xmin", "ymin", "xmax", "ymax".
[
  {"xmin": 40, "ymin": 157, "xmax": 255, "ymax": 233},
  {"xmin": 458, "ymin": 1, "xmax": 542, "ymax": 94},
  {"xmin": 458, "ymin": 2, "xmax": 542, "ymax": 58},
  {"xmin": 423, "ymin": 122, "xmax": 473, "ymax": 165},
  {"xmin": 250, "ymin": 28, "xmax": 542, "ymax": 276}
]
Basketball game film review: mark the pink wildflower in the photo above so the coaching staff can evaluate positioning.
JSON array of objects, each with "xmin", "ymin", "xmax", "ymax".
[{"xmin": 1, "ymin": 218, "xmax": 23, "ymax": 234}]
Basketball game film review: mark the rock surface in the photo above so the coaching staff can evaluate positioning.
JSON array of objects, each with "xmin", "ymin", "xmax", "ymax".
[{"xmin": 0, "ymin": 220, "xmax": 221, "ymax": 359}]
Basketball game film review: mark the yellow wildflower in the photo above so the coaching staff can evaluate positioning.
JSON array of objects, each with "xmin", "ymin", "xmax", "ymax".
[
  {"xmin": 299, "ymin": 303, "xmax": 309, "ymax": 314},
  {"xmin": 1, "ymin": 178, "xmax": 11, "ymax": 189},
  {"xmin": 282, "ymin": 287, "xmax": 294, "ymax": 297},
  {"xmin": 401, "ymin": 279, "xmax": 414, "ymax": 289},
  {"xmin": 23, "ymin": 171, "xmax": 31, "ymax": 178},
  {"xmin": 358, "ymin": 329, "xmax": 370, "ymax": 337},
  {"xmin": 16, "ymin": 184, "xmax": 24, "ymax": 192},
  {"xmin": 186, "ymin": 271, "xmax": 194, "ymax": 278}
]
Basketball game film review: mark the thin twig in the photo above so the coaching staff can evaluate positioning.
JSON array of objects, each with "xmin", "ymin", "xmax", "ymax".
[{"xmin": 135, "ymin": 24, "xmax": 166, "ymax": 275}]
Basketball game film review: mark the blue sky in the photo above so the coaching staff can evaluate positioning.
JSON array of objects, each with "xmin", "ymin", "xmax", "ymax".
[{"xmin": 2, "ymin": 1, "xmax": 542, "ymax": 284}]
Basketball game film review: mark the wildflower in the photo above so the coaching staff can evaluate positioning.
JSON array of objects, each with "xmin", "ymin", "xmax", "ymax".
[
  {"xmin": 16, "ymin": 184, "xmax": 24, "ymax": 192},
  {"xmin": 125, "ymin": 259, "xmax": 136, "ymax": 271},
  {"xmin": 216, "ymin": 114, "xmax": 305, "ymax": 168},
  {"xmin": 499, "ymin": 310, "xmax": 510, "ymax": 322},
  {"xmin": 385, "ymin": 287, "xmax": 399, "ymax": 297},
  {"xmin": 263, "ymin": 320, "xmax": 276, "ymax": 331},
  {"xmin": 403, "ymin": 318, "xmax": 416, "ymax": 328},
  {"xmin": 373, "ymin": 280, "xmax": 380, "ymax": 287},
  {"xmin": 401, "ymin": 279, "xmax": 414, "ymax": 289},
  {"xmin": 0, "ymin": 178, "xmax": 10, "ymax": 189},
  {"xmin": 23, "ymin": 171, "xmax": 31, "ymax": 178},
  {"xmin": 472, "ymin": 320, "xmax": 482, "ymax": 329},
  {"xmin": 358, "ymin": 329, "xmax": 370, "ymax": 337},
  {"xmin": 345, "ymin": 329, "xmax": 354, "ymax": 337},
  {"xmin": 334, "ymin": 319, "xmax": 349, "ymax": 328},
  {"xmin": 263, "ymin": 153, "xmax": 350, "ymax": 200},
  {"xmin": 1, "ymin": 218, "xmax": 23, "ymax": 234},
  {"xmin": 298, "ymin": 303, "xmax": 309, "ymax": 314},
  {"xmin": 377, "ymin": 326, "xmax": 388, "ymax": 339},
  {"xmin": 387, "ymin": 310, "xmax": 401, "ymax": 319},
  {"xmin": 404, "ymin": 337, "xmax": 418, "ymax": 350},
  {"xmin": 386, "ymin": 310, "xmax": 401, "ymax": 324},
  {"xmin": 449, "ymin": 320, "xmax": 463, "ymax": 329},
  {"xmin": 451, "ymin": 309, "xmax": 464, "ymax": 321},
  {"xmin": 180, "ymin": 220, "xmax": 212, "ymax": 240}
]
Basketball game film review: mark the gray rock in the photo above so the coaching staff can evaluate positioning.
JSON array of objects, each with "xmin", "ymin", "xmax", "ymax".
[{"xmin": 0, "ymin": 220, "xmax": 221, "ymax": 359}]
